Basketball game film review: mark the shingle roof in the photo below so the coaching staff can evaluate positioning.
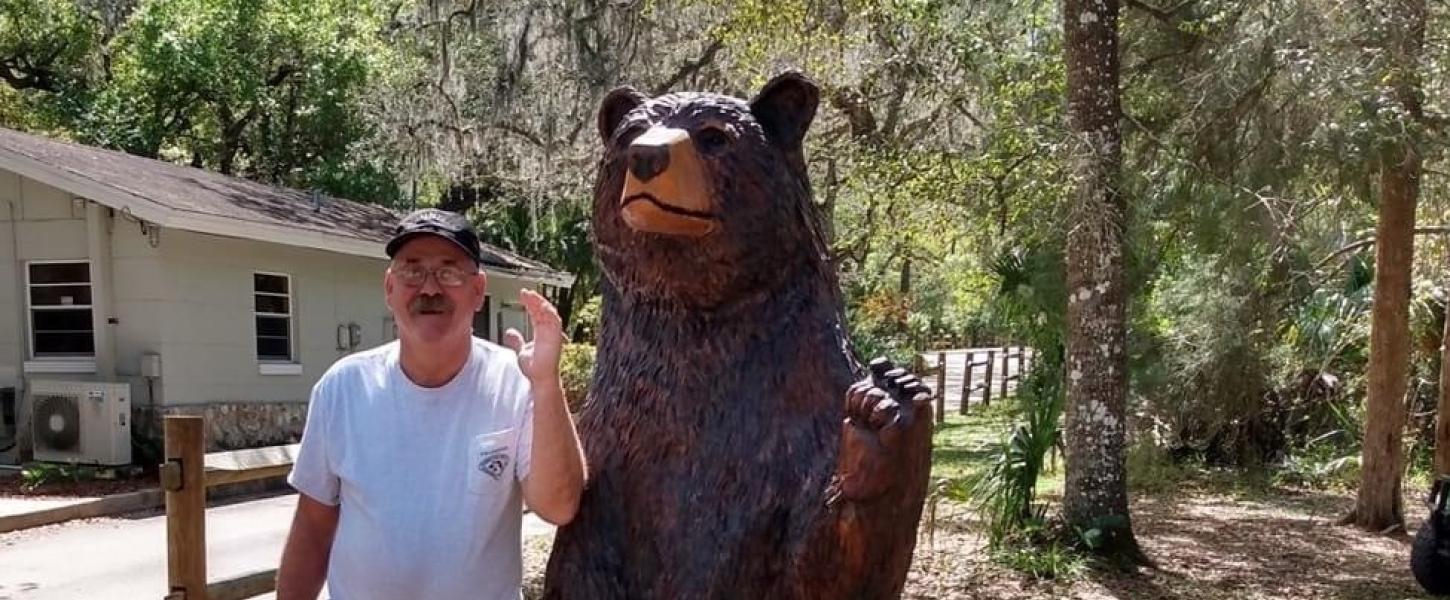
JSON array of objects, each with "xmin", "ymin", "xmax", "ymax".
[{"xmin": 0, "ymin": 126, "xmax": 570, "ymax": 283}]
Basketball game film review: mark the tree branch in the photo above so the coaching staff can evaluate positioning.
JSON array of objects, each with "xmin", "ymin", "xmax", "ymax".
[
  {"xmin": 1124, "ymin": 0, "xmax": 1197, "ymax": 23},
  {"xmin": 829, "ymin": 86, "xmax": 881, "ymax": 145},
  {"xmin": 880, "ymin": 72, "xmax": 912, "ymax": 139},
  {"xmin": 897, "ymin": 101, "xmax": 954, "ymax": 143},
  {"xmin": 0, "ymin": 56, "xmax": 59, "ymax": 91},
  {"xmin": 492, "ymin": 121, "xmax": 547, "ymax": 148},
  {"xmin": 651, "ymin": 38, "xmax": 724, "ymax": 96},
  {"xmin": 1126, "ymin": 46, "xmax": 1197, "ymax": 75},
  {"xmin": 950, "ymin": 97, "xmax": 986, "ymax": 130},
  {"xmin": 447, "ymin": 0, "xmax": 484, "ymax": 30},
  {"xmin": 1123, "ymin": 0, "xmax": 1174, "ymax": 22},
  {"xmin": 266, "ymin": 64, "xmax": 299, "ymax": 87},
  {"xmin": 1316, "ymin": 226, "xmax": 1450, "ymax": 269}
]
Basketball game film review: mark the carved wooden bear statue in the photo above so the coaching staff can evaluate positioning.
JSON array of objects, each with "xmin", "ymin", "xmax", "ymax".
[
  {"xmin": 1413, "ymin": 476, "xmax": 1450, "ymax": 595},
  {"xmin": 542, "ymin": 72, "xmax": 933, "ymax": 599}
]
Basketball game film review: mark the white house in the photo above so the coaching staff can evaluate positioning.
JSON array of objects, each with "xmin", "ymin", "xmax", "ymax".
[{"xmin": 0, "ymin": 126, "xmax": 573, "ymax": 463}]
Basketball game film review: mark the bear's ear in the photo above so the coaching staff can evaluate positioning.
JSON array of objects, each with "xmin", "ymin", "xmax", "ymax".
[
  {"xmin": 598, "ymin": 86, "xmax": 647, "ymax": 146},
  {"xmin": 749, "ymin": 71, "xmax": 820, "ymax": 151}
]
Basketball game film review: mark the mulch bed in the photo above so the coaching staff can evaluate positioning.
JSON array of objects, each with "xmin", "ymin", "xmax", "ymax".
[
  {"xmin": 906, "ymin": 486, "xmax": 1431, "ymax": 599},
  {"xmin": 0, "ymin": 468, "xmax": 158, "ymax": 499}
]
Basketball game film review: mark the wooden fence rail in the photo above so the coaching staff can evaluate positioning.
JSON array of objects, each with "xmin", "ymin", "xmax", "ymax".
[
  {"xmin": 162, "ymin": 415, "xmax": 297, "ymax": 600},
  {"xmin": 920, "ymin": 347, "xmax": 1036, "ymax": 417}
]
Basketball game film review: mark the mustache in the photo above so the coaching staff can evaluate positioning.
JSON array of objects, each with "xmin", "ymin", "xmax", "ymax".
[{"xmin": 410, "ymin": 294, "xmax": 453, "ymax": 314}]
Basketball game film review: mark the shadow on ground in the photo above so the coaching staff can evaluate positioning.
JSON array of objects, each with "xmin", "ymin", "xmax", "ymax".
[{"xmin": 908, "ymin": 485, "xmax": 1433, "ymax": 599}]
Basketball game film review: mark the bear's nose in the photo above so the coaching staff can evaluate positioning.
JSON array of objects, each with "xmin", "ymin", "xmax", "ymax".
[{"xmin": 627, "ymin": 144, "xmax": 671, "ymax": 182}]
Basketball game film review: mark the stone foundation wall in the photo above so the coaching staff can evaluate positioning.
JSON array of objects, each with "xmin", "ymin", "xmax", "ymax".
[{"xmin": 134, "ymin": 401, "xmax": 308, "ymax": 453}]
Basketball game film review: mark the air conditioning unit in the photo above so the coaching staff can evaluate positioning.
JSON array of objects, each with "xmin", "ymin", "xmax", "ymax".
[{"xmin": 29, "ymin": 380, "xmax": 132, "ymax": 466}]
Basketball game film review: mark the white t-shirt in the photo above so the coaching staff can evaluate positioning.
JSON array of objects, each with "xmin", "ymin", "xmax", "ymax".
[{"xmin": 288, "ymin": 337, "xmax": 534, "ymax": 600}]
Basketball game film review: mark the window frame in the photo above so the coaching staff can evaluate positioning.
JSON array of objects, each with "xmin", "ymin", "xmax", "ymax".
[
  {"xmin": 24, "ymin": 260, "xmax": 96, "ymax": 361},
  {"xmin": 253, "ymin": 271, "xmax": 296, "ymax": 364}
]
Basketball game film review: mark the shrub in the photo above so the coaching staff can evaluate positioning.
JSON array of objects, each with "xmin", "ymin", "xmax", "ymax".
[{"xmin": 560, "ymin": 343, "xmax": 595, "ymax": 413}]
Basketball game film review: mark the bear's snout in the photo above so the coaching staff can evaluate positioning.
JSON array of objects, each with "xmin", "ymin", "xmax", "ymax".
[{"xmin": 628, "ymin": 143, "xmax": 670, "ymax": 182}]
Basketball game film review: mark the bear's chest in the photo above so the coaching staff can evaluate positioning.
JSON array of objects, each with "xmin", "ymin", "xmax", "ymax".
[{"xmin": 577, "ymin": 396, "xmax": 839, "ymax": 594}]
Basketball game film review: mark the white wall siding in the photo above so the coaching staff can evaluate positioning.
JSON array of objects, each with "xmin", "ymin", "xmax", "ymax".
[
  {"xmin": 109, "ymin": 220, "xmax": 165, "ymax": 405},
  {"xmin": 0, "ymin": 173, "xmax": 91, "ymax": 381},
  {"xmin": 155, "ymin": 229, "xmax": 391, "ymax": 406},
  {"xmin": 0, "ymin": 170, "xmax": 22, "ymax": 387},
  {"xmin": 483, "ymin": 275, "xmax": 531, "ymax": 344}
]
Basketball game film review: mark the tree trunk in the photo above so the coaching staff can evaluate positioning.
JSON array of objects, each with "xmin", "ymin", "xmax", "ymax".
[
  {"xmin": 1351, "ymin": 150, "xmax": 1419, "ymax": 532},
  {"xmin": 1346, "ymin": 0, "xmax": 1425, "ymax": 533},
  {"xmin": 821, "ymin": 158, "xmax": 837, "ymax": 245},
  {"xmin": 1060, "ymin": 0, "xmax": 1143, "ymax": 560},
  {"xmin": 1437, "ymin": 284, "xmax": 1450, "ymax": 476},
  {"xmin": 899, "ymin": 258, "xmax": 911, "ymax": 295},
  {"xmin": 556, "ymin": 284, "xmax": 576, "ymax": 335}
]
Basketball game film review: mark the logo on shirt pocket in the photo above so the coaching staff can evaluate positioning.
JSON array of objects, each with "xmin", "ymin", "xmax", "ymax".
[
  {"xmin": 478, "ymin": 447, "xmax": 510, "ymax": 481},
  {"xmin": 467, "ymin": 429, "xmax": 515, "ymax": 493}
]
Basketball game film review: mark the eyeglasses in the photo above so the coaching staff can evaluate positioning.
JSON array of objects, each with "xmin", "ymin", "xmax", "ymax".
[{"xmin": 390, "ymin": 264, "xmax": 475, "ymax": 288}]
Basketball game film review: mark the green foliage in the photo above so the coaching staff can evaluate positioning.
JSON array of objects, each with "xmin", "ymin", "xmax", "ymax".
[
  {"xmin": 569, "ymin": 295, "xmax": 603, "ymax": 343},
  {"xmin": 1125, "ymin": 437, "xmax": 1193, "ymax": 495},
  {"xmin": 1072, "ymin": 514, "xmax": 1131, "ymax": 552},
  {"xmin": 2, "ymin": 0, "xmax": 391, "ymax": 197},
  {"xmin": 1274, "ymin": 430, "xmax": 1361, "ymax": 489},
  {"xmin": 1135, "ymin": 255, "xmax": 1282, "ymax": 466},
  {"xmin": 931, "ymin": 403, "xmax": 1081, "ymax": 581},
  {"xmin": 962, "ymin": 356, "xmax": 1063, "ymax": 544},
  {"xmin": 4, "ymin": 0, "xmax": 1450, "ymax": 517},
  {"xmin": 131, "ymin": 427, "xmax": 164, "ymax": 473},
  {"xmin": 846, "ymin": 289, "xmax": 920, "ymax": 366},
  {"xmin": 983, "ymin": 245, "xmax": 1066, "ymax": 352},
  {"xmin": 20, "ymin": 462, "xmax": 84, "ymax": 491},
  {"xmin": 989, "ymin": 534, "xmax": 1086, "ymax": 580},
  {"xmin": 560, "ymin": 343, "xmax": 596, "ymax": 413}
]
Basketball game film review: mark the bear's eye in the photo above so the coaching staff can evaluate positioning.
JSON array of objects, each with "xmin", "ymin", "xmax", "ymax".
[{"xmin": 693, "ymin": 127, "xmax": 732, "ymax": 155}]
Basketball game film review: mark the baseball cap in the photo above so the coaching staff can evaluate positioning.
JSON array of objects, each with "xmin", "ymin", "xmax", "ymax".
[{"xmin": 385, "ymin": 208, "xmax": 484, "ymax": 266}]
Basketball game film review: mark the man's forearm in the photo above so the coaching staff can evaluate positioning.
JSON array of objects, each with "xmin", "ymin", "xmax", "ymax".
[
  {"xmin": 526, "ymin": 377, "xmax": 587, "ymax": 524},
  {"xmin": 276, "ymin": 497, "xmax": 338, "ymax": 600},
  {"xmin": 277, "ymin": 533, "xmax": 330, "ymax": 599}
]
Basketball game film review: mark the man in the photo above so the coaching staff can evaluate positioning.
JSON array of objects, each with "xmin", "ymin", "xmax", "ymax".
[{"xmin": 276, "ymin": 208, "xmax": 586, "ymax": 600}]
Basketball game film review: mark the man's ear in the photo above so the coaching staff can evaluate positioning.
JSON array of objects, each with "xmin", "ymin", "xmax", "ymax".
[
  {"xmin": 749, "ymin": 71, "xmax": 820, "ymax": 152},
  {"xmin": 598, "ymin": 87, "xmax": 647, "ymax": 145}
]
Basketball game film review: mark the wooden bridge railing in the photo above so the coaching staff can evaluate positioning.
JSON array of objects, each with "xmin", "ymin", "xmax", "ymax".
[{"xmin": 919, "ymin": 347, "xmax": 1034, "ymax": 423}]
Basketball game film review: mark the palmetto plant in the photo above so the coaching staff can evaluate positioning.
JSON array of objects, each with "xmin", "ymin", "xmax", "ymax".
[
  {"xmin": 964, "ymin": 358, "xmax": 1063, "ymax": 543},
  {"xmin": 964, "ymin": 245, "xmax": 1066, "ymax": 543}
]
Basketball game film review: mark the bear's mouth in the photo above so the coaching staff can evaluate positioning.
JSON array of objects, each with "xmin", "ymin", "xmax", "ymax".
[
  {"xmin": 622, "ymin": 193, "xmax": 716, "ymax": 220},
  {"xmin": 620, "ymin": 193, "xmax": 717, "ymax": 236}
]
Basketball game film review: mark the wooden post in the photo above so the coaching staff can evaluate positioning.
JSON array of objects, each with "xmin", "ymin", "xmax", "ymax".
[
  {"xmin": 960, "ymin": 351, "xmax": 974, "ymax": 415},
  {"xmin": 935, "ymin": 352, "xmax": 947, "ymax": 424},
  {"xmin": 982, "ymin": 350, "xmax": 995, "ymax": 407},
  {"xmin": 1015, "ymin": 347, "xmax": 1027, "ymax": 393},
  {"xmin": 1000, "ymin": 347, "xmax": 1014, "ymax": 399},
  {"xmin": 164, "ymin": 416, "xmax": 207, "ymax": 600}
]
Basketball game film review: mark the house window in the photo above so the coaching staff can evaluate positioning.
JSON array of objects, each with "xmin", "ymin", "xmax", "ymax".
[
  {"xmin": 27, "ymin": 261, "xmax": 94, "ymax": 358},
  {"xmin": 254, "ymin": 273, "xmax": 293, "ymax": 362}
]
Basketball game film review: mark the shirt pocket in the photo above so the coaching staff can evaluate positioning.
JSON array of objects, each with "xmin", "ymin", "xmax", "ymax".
[{"xmin": 467, "ymin": 428, "xmax": 517, "ymax": 494}]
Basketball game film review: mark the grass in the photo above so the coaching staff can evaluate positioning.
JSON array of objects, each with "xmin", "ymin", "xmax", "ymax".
[{"xmin": 931, "ymin": 403, "xmax": 1064, "ymax": 497}]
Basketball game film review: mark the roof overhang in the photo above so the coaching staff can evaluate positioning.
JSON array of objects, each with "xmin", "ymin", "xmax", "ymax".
[{"xmin": 0, "ymin": 145, "xmax": 576, "ymax": 288}]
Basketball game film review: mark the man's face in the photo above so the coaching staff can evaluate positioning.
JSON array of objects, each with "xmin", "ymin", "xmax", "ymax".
[{"xmin": 384, "ymin": 236, "xmax": 486, "ymax": 345}]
